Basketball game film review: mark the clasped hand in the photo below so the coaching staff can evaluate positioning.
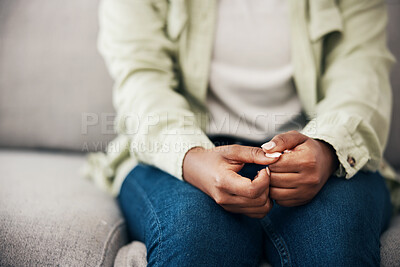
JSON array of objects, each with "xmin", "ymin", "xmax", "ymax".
[{"xmin": 183, "ymin": 131, "xmax": 338, "ymax": 218}]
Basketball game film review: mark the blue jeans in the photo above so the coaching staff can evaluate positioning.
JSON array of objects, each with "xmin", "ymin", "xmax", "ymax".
[{"xmin": 118, "ymin": 163, "xmax": 392, "ymax": 267}]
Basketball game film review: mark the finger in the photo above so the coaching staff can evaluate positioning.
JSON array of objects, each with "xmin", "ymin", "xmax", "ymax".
[
  {"xmin": 222, "ymin": 198, "xmax": 273, "ymax": 217},
  {"xmin": 215, "ymin": 192, "xmax": 268, "ymax": 207},
  {"xmin": 220, "ymin": 168, "xmax": 270, "ymax": 198},
  {"xmin": 234, "ymin": 198, "xmax": 273, "ymax": 213},
  {"xmin": 276, "ymin": 199, "xmax": 310, "ymax": 207},
  {"xmin": 269, "ymin": 187, "xmax": 301, "ymax": 201},
  {"xmin": 220, "ymin": 145, "xmax": 280, "ymax": 166},
  {"xmin": 268, "ymin": 151, "xmax": 303, "ymax": 173},
  {"xmin": 261, "ymin": 130, "xmax": 308, "ymax": 153},
  {"xmin": 269, "ymin": 172, "xmax": 300, "ymax": 188}
]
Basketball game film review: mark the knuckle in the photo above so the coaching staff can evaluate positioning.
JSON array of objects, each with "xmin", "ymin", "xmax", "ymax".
[
  {"xmin": 306, "ymin": 174, "xmax": 320, "ymax": 186},
  {"xmin": 214, "ymin": 193, "xmax": 226, "ymax": 205},
  {"xmin": 214, "ymin": 173, "xmax": 225, "ymax": 189},
  {"xmin": 274, "ymin": 135, "xmax": 286, "ymax": 147},
  {"xmin": 258, "ymin": 194, "xmax": 268, "ymax": 206},
  {"xmin": 253, "ymin": 194, "xmax": 267, "ymax": 207},
  {"xmin": 214, "ymin": 180, "xmax": 222, "ymax": 190},
  {"xmin": 250, "ymin": 147, "xmax": 259, "ymax": 159},
  {"xmin": 251, "ymin": 146, "xmax": 264, "ymax": 158},
  {"xmin": 303, "ymin": 153, "xmax": 317, "ymax": 168},
  {"xmin": 247, "ymin": 186, "xmax": 259, "ymax": 199}
]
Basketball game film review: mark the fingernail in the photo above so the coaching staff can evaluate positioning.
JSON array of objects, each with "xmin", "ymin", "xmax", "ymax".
[
  {"xmin": 265, "ymin": 152, "xmax": 282, "ymax": 158},
  {"xmin": 266, "ymin": 166, "xmax": 270, "ymax": 176},
  {"xmin": 283, "ymin": 149, "xmax": 291, "ymax": 154},
  {"xmin": 261, "ymin": 141, "xmax": 276, "ymax": 150}
]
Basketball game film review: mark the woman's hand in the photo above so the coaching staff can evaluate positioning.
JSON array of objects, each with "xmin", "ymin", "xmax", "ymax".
[
  {"xmin": 183, "ymin": 145, "xmax": 279, "ymax": 218},
  {"xmin": 262, "ymin": 131, "xmax": 339, "ymax": 207}
]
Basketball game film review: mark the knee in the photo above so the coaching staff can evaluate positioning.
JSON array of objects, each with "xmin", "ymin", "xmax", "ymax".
[
  {"xmin": 270, "ymin": 177, "xmax": 383, "ymax": 265},
  {"xmin": 158, "ymin": 193, "xmax": 264, "ymax": 266},
  {"xmin": 273, "ymin": 205, "xmax": 381, "ymax": 266}
]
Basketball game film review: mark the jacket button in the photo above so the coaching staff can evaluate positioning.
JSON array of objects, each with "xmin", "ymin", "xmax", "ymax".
[{"xmin": 347, "ymin": 156, "xmax": 356, "ymax": 167}]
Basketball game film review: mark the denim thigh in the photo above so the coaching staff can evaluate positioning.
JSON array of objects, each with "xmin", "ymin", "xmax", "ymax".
[
  {"xmin": 262, "ymin": 171, "xmax": 392, "ymax": 267},
  {"xmin": 118, "ymin": 162, "xmax": 392, "ymax": 266},
  {"xmin": 118, "ymin": 164, "xmax": 265, "ymax": 267}
]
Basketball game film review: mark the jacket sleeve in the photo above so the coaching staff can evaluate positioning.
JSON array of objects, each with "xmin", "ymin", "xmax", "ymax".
[
  {"xmin": 302, "ymin": 0, "xmax": 395, "ymax": 178},
  {"xmin": 98, "ymin": 0, "xmax": 214, "ymax": 180}
]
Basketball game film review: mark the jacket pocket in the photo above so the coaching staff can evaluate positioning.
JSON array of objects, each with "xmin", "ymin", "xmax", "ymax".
[{"xmin": 308, "ymin": 0, "xmax": 343, "ymax": 42}]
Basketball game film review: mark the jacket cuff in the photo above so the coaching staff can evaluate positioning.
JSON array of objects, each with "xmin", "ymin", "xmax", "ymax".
[
  {"xmin": 301, "ymin": 114, "xmax": 371, "ymax": 179},
  {"xmin": 132, "ymin": 128, "xmax": 215, "ymax": 181},
  {"xmin": 169, "ymin": 131, "xmax": 215, "ymax": 180}
]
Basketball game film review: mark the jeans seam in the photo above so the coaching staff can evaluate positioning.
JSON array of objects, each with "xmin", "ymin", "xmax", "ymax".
[
  {"xmin": 261, "ymin": 218, "xmax": 292, "ymax": 267},
  {"xmin": 125, "ymin": 176, "xmax": 163, "ymax": 267}
]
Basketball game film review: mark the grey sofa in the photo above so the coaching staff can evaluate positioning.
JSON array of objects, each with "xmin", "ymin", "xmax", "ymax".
[{"xmin": 0, "ymin": 0, "xmax": 399, "ymax": 266}]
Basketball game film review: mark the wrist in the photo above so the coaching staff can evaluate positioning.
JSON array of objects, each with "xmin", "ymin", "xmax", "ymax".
[
  {"xmin": 316, "ymin": 139, "xmax": 339, "ymax": 175},
  {"xmin": 182, "ymin": 146, "xmax": 206, "ymax": 182}
]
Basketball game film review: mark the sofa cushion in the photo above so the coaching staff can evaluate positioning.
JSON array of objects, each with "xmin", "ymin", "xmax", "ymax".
[
  {"xmin": 114, "ymin": 215, "xmax": 400, "ymax": 267},
  {"xmin": 0, "ymin": 150, "xmax": 128, "ymax": 266},
  {"xmin": 0, "ymin": 0, "xmax": 115, "ymax": 152},
  {"xmin": 113, "ymin": 241, "xmax": 273, "ymax": 267},
  {"xmin": 114, "ymin": 241, "xmax": 148, "ymax": 267},
  {"xmin": 381, "ymin": 215, "xmax": 400, "ymax": 267},
  {"xmin": 0, "ymin": 0, "xmax": 399, "ymax": 167}
]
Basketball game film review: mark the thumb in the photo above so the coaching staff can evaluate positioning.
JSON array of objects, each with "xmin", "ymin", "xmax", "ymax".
[
  {"xmin": 250, "ymin": 167, "xmax": 271, "ymax": 196},
  {"xmin": 261, "ymin": 130, "xmax": 308, "ymax": 153}
]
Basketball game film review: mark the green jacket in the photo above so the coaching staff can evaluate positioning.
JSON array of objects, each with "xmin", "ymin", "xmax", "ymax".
[{"xmin": 85, "ymin": 0, "xmax": 397, "ymax": 201}]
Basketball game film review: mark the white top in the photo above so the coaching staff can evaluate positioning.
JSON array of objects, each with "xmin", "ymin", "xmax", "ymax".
[{"xmin": 206, "ymin": 0, "xmax": 302, "ymax": 141}]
